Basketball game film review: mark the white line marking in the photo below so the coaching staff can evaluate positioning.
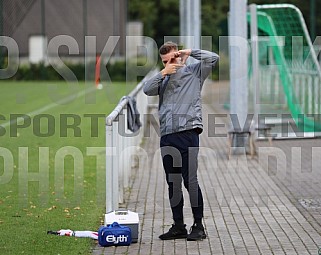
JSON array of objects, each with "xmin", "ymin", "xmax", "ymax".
[{"xmin": 1, "ymin": 85, "xmax": 97, "ymax": 128}]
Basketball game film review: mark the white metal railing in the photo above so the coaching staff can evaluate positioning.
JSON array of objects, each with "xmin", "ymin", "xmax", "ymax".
[{"xmin": 105, "ymin": 69, "xmax": 158, "ymax": 213}]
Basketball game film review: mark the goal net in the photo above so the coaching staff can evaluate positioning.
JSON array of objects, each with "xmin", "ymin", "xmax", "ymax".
[{"xmin": 248, "ymin": 4, "xmax": 321, "ymax": 133}]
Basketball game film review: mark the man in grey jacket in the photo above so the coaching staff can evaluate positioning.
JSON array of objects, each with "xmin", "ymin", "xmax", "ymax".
[{"xmin": 143, "ymin": 41, "xmax": 219, "ymax": 241}]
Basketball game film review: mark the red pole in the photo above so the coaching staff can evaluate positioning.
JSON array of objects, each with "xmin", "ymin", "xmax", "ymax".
[{"xmin": 95, "ymin": 55, "xmax": 102, "ymax": 88}]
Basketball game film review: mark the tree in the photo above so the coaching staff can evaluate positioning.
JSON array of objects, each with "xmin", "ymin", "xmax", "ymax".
[
  {"xmin": 128, "ymin": 0, "xmax": 158, "ymax": 38},
  {"xmin": 128, "ymin": 0, "xmax": 321, "ymax": 50},
  {"xmin": 128, "ymin": 0, "xmax": 179, "ymax": 47}
]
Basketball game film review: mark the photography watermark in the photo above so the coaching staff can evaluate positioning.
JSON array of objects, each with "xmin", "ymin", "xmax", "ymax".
[
  {"xmin": 1, "ymin": 112, "xmax": 319, "ymax": 138},
  {"xmin": 0, "ymin": 35, "xmax": 320, "ymax": 103},
  {"xmin": 0, "ymin": 113, "xmax": 105, "ymax": 138},
  {"xmin": 0, "ymin": 146, "xmax": 105, "ymax": 207},
  {"xmin": 1, "ymin": 34, "xmax": 321, "ymax": 209},
  {"xmin": 1, "ymin": 144, "xmax": 321, "ymax": 208}
]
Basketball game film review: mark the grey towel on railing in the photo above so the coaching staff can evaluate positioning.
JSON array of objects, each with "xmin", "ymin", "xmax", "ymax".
[{"xmin": 120, "ymin": 96, "xmax": 142, "ymax": 132}]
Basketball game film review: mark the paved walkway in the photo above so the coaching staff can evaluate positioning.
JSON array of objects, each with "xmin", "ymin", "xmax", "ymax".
[{"xmin": 93, "ymin": 81, "xmax": 321, "ymax": 255}]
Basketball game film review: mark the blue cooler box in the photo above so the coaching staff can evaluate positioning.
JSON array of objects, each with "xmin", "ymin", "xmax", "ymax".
[{"xmin": 104, "ymin": 210, "xmax": 139, "ymax": 243}]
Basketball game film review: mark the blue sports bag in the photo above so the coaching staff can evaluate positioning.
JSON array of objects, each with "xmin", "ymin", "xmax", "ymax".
[{"xmin": 98, "ymin": 222, "xmax": 132, "ymax": 247}]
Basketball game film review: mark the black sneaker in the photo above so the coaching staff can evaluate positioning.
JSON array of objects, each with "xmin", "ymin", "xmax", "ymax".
[
  {"xmin": 187, "ymin": 224, "xmax": 206, "ymax": 241},
  {"xmin": 159, "ymin": 224, "xmax": 188, "ymax": 240}
]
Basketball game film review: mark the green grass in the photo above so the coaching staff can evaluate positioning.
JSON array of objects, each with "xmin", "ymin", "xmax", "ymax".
[{"xmin": 0, "ymin": 81, "xmax": 134, "ymax": 255}]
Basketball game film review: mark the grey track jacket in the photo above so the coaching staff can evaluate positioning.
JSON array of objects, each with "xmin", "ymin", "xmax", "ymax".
[{"xmin": 143, "ymin": 49, "xmax": 219, "ymax": 137}]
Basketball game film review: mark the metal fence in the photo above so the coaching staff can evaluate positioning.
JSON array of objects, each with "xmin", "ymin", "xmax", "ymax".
[{"xmin": 105, "ymin": 69, "xmax": 158, "ymax": 213}]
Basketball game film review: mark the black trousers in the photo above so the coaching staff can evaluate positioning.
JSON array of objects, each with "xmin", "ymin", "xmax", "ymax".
[{"xmin": 160, "ymin": 129, "xmax": 204, "ymax": 222}]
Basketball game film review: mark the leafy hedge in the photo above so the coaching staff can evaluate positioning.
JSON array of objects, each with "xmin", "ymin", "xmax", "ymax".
[
  {"xmin": 4, "ymin": 55, "xmax": 225, "ymax": 81},
  {"xmin": 7, "ymin": 58, "xmax": 155, "ymax": 82}
]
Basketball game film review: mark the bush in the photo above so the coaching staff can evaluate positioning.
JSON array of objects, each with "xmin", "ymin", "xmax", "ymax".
[
  {"xmin": 13, "ymin": 63, "xmax": 71, "ymax": 81},
  {"xmin": 105, "ymin": 61, "xmax": 126, "ymax": 82},
  {"xmin": 0, "ymin": 52, "xmax": 230, "ymax": 82},
  {"xmin": 8, "ymin": 57, "xmax": 156, "ymax": 82}
]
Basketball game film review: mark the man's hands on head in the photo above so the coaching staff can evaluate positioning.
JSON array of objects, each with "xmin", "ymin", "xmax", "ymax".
[
  {"xmin": 177, "ymin": 49, "xmax": 192, "ymax": 65},
  {"xmin": 161, "ymin": 49, "xmax": 191, "ymax": 78}
]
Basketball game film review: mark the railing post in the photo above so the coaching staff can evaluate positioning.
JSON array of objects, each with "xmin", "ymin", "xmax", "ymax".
[
  {"xmin": 105, "ymin": 123, "xmax": 113, "ymax": 213},
  {"xmin": 112, "ymin": 120, "xmax": 119, "ymax": 210},
  {"xmin": 117, "ymin": 111, "xmax": 124, "ymax": 204},
  {"xmin": 122, "ymin": 107, "xmax": 130, "ymax": 189}
]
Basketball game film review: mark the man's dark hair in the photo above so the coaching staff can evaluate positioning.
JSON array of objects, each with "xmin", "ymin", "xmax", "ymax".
[{"xmin": 159, "ymin": 41, "xmax": 178, "ymax": 55}]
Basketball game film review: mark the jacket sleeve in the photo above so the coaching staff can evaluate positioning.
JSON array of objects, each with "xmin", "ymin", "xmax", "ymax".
[
  {"xmin": 188, "ymin": 49, "xmax": 220, "ymax": 81},
  {"xmin": 143, "ymin": 72, "xmax": 164, "ymax": 96}
]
